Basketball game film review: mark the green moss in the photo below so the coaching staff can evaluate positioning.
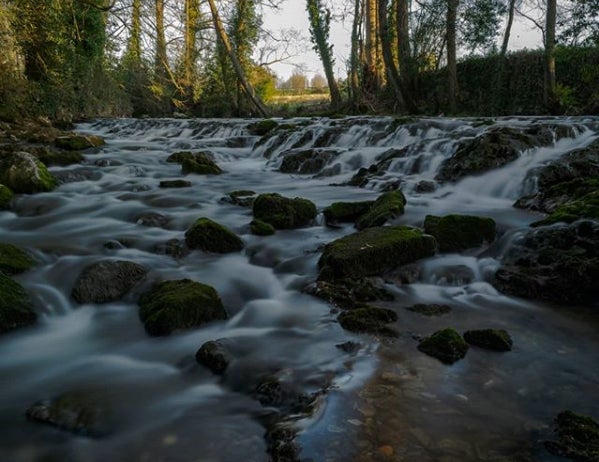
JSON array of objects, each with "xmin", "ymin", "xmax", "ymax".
[
  {"xmin": 338, "ymin": 306, "xmax": 398, "ymax": 335},
  {"xmin": 248, "ymin": 119, "xmax": 279, "ymax": 136},
  {"xmin": 35, "ymin": 160, "xmax": 57, "ymax": 192},
  {"xmin": 185, "ymin": 217, "xmax": 244, "ymax": 253},
  {"xmin": 252, "ymin": 193, "xmax": 317, "ymax": 229},
  {"xmin": 318, "ymin": 226, "xmax": 437, "ymax": 280},
  {"xmin": 138, "ymin": 279, "xmax": 227, "ymax": 336},
  {"xmin": 0, "ymin": 184, "xmax": 13, "ymax": 209},
  {"xmin": 423, "ymin": 214, "xmax": 496, "ymax": 252},
  {"xmin": 181, "ymin": 158, "xmax": 222, "ymax": 175},
  {"xmin": 167, "ymin": 151, "xmax": 195, "ymax": 163},
  {"xmin": 544, "ymin": 177, "xmax": 599, "ymax": 202},
  {"xmin": 159, "ymin": 180, "xmax": 192, "ymax": 188},
  {"xmin": 0, "ymin": 244, "xmax": 36, "ymax": 275},
  {"xmin": 417, "ymin": 328, "xmax": 469, "ymax": 364},
  {"xmin": 0, "ymin": 271, "xmax": 37, "ymax": 333},
  {"xmin": 463, "ymin": 329, "xmax": 513, "ymax": 351},
  {"xmin": 355, "ymin": 191, "xmax": 406, "ymax": 230},
  {"xmin": 323, "ymin": 200, "xmax": 374, "ymax": 226},
  {"xmin": 306, "ymin": 278, "xmax": 394, "ymax": 310},
  {"xmin": 544, "ymin": 410, "xmax": 599, "ymax": 461},
  {"xmin": 55, "ymin": 135, "xmax": 105, "ymax": 151},
  {"xmin": 250, "ymin": 219, "xmax": 275, "ymax": 236},
  {"xmin": 532, "ymin": 191, "xmax": 599, "ymax": 227}
]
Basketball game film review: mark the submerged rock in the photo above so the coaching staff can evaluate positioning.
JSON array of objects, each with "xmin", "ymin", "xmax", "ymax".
[
  {"xmin": 252, "ymin": 193, "xmax": 317, "ymax": 229},
  {"xmin": 279, "ymin": 148, "xmax": 340, "ymax": 174},
  {"xmin": 338, "ymin": 306, "xmax": 398, "ymax": 335},
  {"xmin": 26, "ymin": 392, "xmax": 109, "ymax": 437},
  {"xmin": 250, "ymin": 219, "xmax": 275, "ymax": 236},
  {"xmin": 170, "ymin": 151, "xmax": 222, "ymax": 175},
  {"xmin": 323, "ymin": 200, "xmax": 374, "ymax": 226},
  {"xmin": 138, "ymin": 279, "xmax": 227, "ymax": 336},
  {"xmin": 0, "ymin": 272, "xmax": 37, "ymax": 333},
  {"xmin": 153, "ymin": 238, "xmax": 189, "ymax": 259},
  {"xmin": 463, "ymin": 329, "xmax": 513, "ymax": 351},
  {"xmin": 0, "ymin": 184, "xmax": 13, "ymax": 209},
  {"xmin": 406, "ymin": 303, "xmax": 452, "ymax": 316},
  {"xmin": 55, "ymin": 134, "xmax": 105, "ymax": 151},
  {"xmin": 222, "ymin": 190, "xmax": 256, "ymax": 207},
  {"xmin": 185, "ymin": 217, "xmax": 244, "ymax": 253},
  {"xmin": 305, "ymin": 278, "xmax": 394, "ymax": 310},
  {"xmin": 494, "ymin": 221, "xmax": 599, "ymax": 305},
  {"xmin": 0, "ymin": 243, "xmax": 36, "ymax": 275},
  {"xmin": 71, "ymin": 260, "xmax": 148, "ymax": 304},
  {"xmin": 318, "ymin": 226, "xmax": 436, "ymax": 280},
  {"xmin": 355, "ymin": 191, "xmax": 407, "ymax": 230},
  {"xmin": 417, "ymin": 328, "xmax": 469, "ymax": 364},
  {"xmin": 196, "ymin": 339, "xmax": 234, "ymax": 375},
  {"xmin": 0, "ymin": 152, "xmax": 56, "ymax": 193},
  {"xmin": 159, "ymin": 179, "xmax": 192, "ymax": 188},
  {"xmin": 424, "ymin": 214, "xmax": 496, "ymax": 252},
  {"xmin": 544, "ymin": 410, "xmax": 599, "ymax": 462}
]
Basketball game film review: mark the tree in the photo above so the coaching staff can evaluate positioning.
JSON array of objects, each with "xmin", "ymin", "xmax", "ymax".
[
  {"xmin": 287, "ymin": 71, "xmax": 308, "ymax": 91},
  {"xmin": 311, "ymin": 73, "xmax": 327, "ymax": 90},
  {"xmin": 306, "ymin": 0, "xmax": 342, "ymax": 107},
  {"xmin": 446, "ymin": 0, "xmax": 459, "ymax": 113},
  {"xmin": 545, "ymin": 0, "xmax": 557, "ymax": 110}
]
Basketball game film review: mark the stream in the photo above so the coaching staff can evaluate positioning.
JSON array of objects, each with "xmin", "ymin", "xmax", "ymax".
[{"xmin": 0, "ymin": 116, "xmax": 597, "ymax": 461}]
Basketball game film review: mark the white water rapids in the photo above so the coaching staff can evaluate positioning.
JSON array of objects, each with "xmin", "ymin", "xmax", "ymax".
[{"xmin": 0, "ymin": 116, "xmax": 597, "ymax": 461}]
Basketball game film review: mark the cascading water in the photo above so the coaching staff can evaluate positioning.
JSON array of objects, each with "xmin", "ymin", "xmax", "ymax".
[{"xmin": 0, "ymin": 116, "xmax": 597, "ymax": 462}]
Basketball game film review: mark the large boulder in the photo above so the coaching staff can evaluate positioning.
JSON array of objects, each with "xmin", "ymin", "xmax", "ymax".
[
  {"xmin": 417, "ymin": 328, "xmax": 469, "ymax": 364},
  {"xmin": 0, "ymin": 184, "xmax": 13, "ymax": 209},
  {"xmin": 318, "ymin": 226, "xmax": 436, "ymax": 280},
  {"xmin": 184, "ymin": 217, "xmax": 244, "ymax": 253},
  {"xmin": 252, "ymin": 193, "xmax": 317, "ymax": 229},
  {"xmin": 423, "ymin": 214, "xmax": 496, "ymax": 252},
  {"xmin": 138, "ymin": 279, "xmax": 227, "ymax": 336},
  {"xmin": 0, "ymin": 152, "xmax": 56, "ymax": 193},
  {"xmin": 323, "ymin": 200, "xmax": 374, "ymax": 226},
  {"xmin": 436, "ymin": 126, "xmax": 569, "ymax": 182},
  {"xmin": 170, "ymin": 151, "xmax": 222, "ymax": 175},
  {"xmin": 494, "ymin": 220, "xmax": 599, "ymax": 305},
  {"xmin": 71, "ymin": 260, "xmax": 148, "ymax": 304},
  {"xmin": 279, "ymin": 148, "xmax": 340, "ymax": 174},
  {"xmin": 355, "ymin": 191, "xmax": 406, "ymax": 230},
  {"xmin": 55, "ymin": 134, "xmax": 105, "ymax": 151},
  {"xmin": 0, "ymin": 244, "xmax": 36, "ymax": 275},
  {"xmin": 0, "ymin": 271, "xmax": 37, "ymax": 333},
  {"xmin": 544, "ymin": 410, "xmax": 599, "ymax": 461}
]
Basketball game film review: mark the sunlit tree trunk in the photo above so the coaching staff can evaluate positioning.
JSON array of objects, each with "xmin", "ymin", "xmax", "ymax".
[
  {"xmin": 446, "ymin": 0, "xmax": 458, "ymax": 113},
  {"xmin": 364, "ymin": 0, "xmax": 382, "ymax": 91},
  {"xmin": 350, "ymin": 0, "xmax": 362, "ymax": 106},
  {"xmin": 206, "ymin": 0, "xmax": 269, "ymax": 116},
  {"xmin": 126, "ymin": 0, "xmax": 142, "ymax": 63}
]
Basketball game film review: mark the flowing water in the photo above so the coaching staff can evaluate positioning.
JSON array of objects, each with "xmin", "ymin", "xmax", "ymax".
[{"xmin": 0, "ymin": 116, "xmax": 598, "ymax": 461}]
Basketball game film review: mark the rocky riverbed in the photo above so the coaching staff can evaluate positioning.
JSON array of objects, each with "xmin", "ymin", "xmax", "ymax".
[{"xmin": 0, "ymin": 116, "xmax": 597, "ymax": 461}]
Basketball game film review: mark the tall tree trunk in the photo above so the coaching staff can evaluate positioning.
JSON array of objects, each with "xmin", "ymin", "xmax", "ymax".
[
  {"xmin": 350, "ymin": 0, "xmax": 362, "ymax": 107},
  {"xmin": 545, "ymin": 0, "xmax": 557, "ymax": 112},
  {"xmin": 154, "ymin": 0, "xmax": 167, "ymax": 78},
  {"xmin": 206, "ymin": 0, "xmax": 269, "ymax": 116},
  {"xmin": 183, "ymin": 0, "xmax": 200, "ymax": 100},
  {"xmin": 364, "ymin": 0, "xmax": 382, "ymax": 91},
  {"xmin": 493, "ymin": 0, "xmax": 516, "ymax": 114},
  {"xmin": 127, "ymin": 0, "xmax": 142, "ymax": 63},
  {"xmin": 500, "ymin": 0, "xmax": 516, "ymax": 57},
  {"xmin": 446, "ymin": 0, "xmax": 458, "ymax": 113},
  {"xmin": 396, "ymin": 0, "xmax": 411, "ymax": 84}
]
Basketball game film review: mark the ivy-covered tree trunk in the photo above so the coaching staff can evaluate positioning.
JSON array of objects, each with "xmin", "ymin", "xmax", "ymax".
[
  {"xmin": 306, "ymin": 0, "xmax": 342, "ymax": 108},
  {"xmin": 446, "ymin": 0, "xmax": 459, "ymax": 113},
  {"xmin": 349, "ymin": 0, "xmax": 363, "ymax": 107},
  {"xmin": 154, "ymin": 0, "xmax": 168, "ymax": 79},
  {"xmin": 126, "ymin": 0, "xmax": 142, "ymax": 64},
  {"xmin": 545, "ymin": 0, "xmax": 557, "ymax": 112}
]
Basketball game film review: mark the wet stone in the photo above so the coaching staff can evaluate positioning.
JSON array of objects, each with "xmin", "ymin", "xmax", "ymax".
[
  {"xmin": 463, "ymin": 329, "xmax": 513, "ymax": 351},
  {"xmin": 417, "ymin": 328, "xmax": 469, "ymax": 364},
  {"xmin": 407, "ymin": 304, "xmax": 452, "ymax": 316}
]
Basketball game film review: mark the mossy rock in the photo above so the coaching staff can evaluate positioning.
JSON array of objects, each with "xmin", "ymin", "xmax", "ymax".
[
  {"xmin": 279, "ymin": 148, "xmax": 340, "ymax": 174},
  {"xmin": 515, "ymin": 177, "xmax": 599, "ymax": 213},
  {"xmin": 159, "ymin": 179, "xmax": 192, "ymax": 188},
  {"xmin": 0, "ymin": 152, "xmax": 56, "ymax": 193},
  {"xmin": 338, "ymin": 306, "xmax": 398, "ymax": 335},
  {"xmin": 305, "ymin": 278, "xmax": 394, "ymax": 310},
  {"xmin": 323, "ymin": 200, "xmax": 374, "ymax": 226},
  {"xmin": 463, "ymin": 329, "xmax": 513, "ymax": 351},
  {"xmin": 181, "ymin": 158, "xmax": 222, "ymax": 175},
  {"xmin": 195, "ymin": 339, "xmax": 233, "ymax": 374},
  {"xmin": 138, "ymin": 279, "xmax": 227, "ymax": 336},
  {"xmin": 55, "ymin": 134, "xmax": 105, "ymax": 151},
  {"xmin": 424, "ymin": 214, "xmax": 496, "ymax": 252},
  {"xmin": 185, "ymin": 217, "xmax": 244, "ymax": 253},
  {"xmin": 250, "ymin": 219, "xmax": 275, "ymax": 236},
  {"xmin": 544, "ymin": 410, "xmax": 599, "ymax": 461},
  {"xmin": 226, "ymin": 190, "xmax": 256, "ymax": 207},
  {"xmin": 0, "ymin": 244, "xmax": 36, "ymax": 275},
  {"xmin": 0, "ymin": 184, "xmax": 13, "ymax": 209},
  {"xmin": 318, "ymin": 226, "xmax": 436, "ymax": 280},
  {"xmin": 355, "ymin": 191, "xmax": 407, "ymax": 229},
  {"xmin": 166, "ymin": 151, "xmax": 195, "ymax": 163},
  {"xmin": 248, "ymin": 119, "xmax": 279, "ymax": 136},
  {"xmin": 407, "ymin": 303, "xmax": 452, "ymax": 316},
  {"xmin": 0, "ymin": 271, "xmax": 37, "ymax": 334},
  {"xmin": 252, "ymin": 193, "xmax": 317, "ymax": 229},
  {"xmin": 37, "ymin": 150, "xmax": 84, "ymax": 166},
  {"xmin": 531, "ymin": 191, "xmax": 599, "ymax": 227},
  {"xmin": 417, "ymin": 328, "xmax": 469, "ymax": 364}
]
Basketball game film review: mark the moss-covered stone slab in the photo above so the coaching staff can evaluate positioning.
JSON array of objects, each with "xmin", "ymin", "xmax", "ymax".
[
  {"xmin": 417, "ymin": 328, "xmax": 469, "ymax": 364},
  {"xmin": 0, "ymin": 244, "xmax": 36, "ymax": 275},
  {"xmin": 55, "ymin": 134, "xmax": 105, "ymax": 151},
  {"xmin": 424, "ymin": 214, "xmax": 496, "ymax": 252},
  {"xmin": 355, "ymin": 191, "xmax": 407, "ymax": 230},
  {"xmin": 0, "ymin": 152, "xmax": 56, "ymax": 193},
  {"xmin": 305, "ymin": 278, "xmax": 394, "ymax": 310},
  {"xmin": 159, "ymin": 179, "xmax": 192, "ymax": 188},
  {"xmin": 0, "ymin": 184, "xmax": 13, "ymax": 209},
  {"xmin": 531, "ymin": 190, "xmax": 599, "ymax": 227},
  {"xmin": 318, "ymin": 226, "xmax": 436, "ymax": 280},
  {"xmin": 250, "ymin": 219, "xmax": 275, "ymax": 236},
  {"xmin": 463, "ymin": 329, "xmax": 513, "ymax": 351},
  {"xmin": 406, "ymin": 303, "xmax": 452, "ymax": 316},
  {"xmin": 0, "ymin": 272, "xmax": 37, "ymax": 334},
  {"xmin": 544, "ymin": 411, "xmax": 599, "ymax": 461},
  {"xmin": 252, "ymin": 193, "xmax": 317, "ymax": 229},
  {"xmin": 71, "ymin": 260, "xmax": 148, "ymax": 304},
  {"xmin": 196, "ymin": 339, "xmax": 234, "ymax": 374},
  {"xmin": 338, "ymin": 306, "xmax": 398, "ymax": 335},
  {"xmin": 323, "ymin": 200, "xmax": 374, "ymax": 226},
  {"xmin": 138, "ymin": 279, "xmax": 227, "ymax": 336},
  {"xmin": 185, "ymin": 217, "xmax": 244, "ymax": 253}
]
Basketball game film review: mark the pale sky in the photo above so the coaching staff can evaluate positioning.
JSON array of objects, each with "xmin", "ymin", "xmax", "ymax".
[{"xmin": 263, "ymin": 1, "xmax": 544, "ymax": 81}]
